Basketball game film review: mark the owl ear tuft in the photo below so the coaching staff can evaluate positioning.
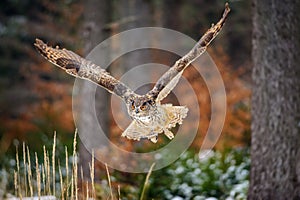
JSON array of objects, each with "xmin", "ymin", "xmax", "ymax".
[{"xmin": 147, "ymin": 99, "xmax": 155, "ymax": 105}]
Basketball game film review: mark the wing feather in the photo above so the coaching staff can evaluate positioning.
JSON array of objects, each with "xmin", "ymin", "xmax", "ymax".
[
  {"xmin": 34, "ymin": 39, "xmax": 135, "ymax": 101},
  {"xmin": 156, "ymin": 71, "xmax": 183, "ymax": 102},
  {"xmin": 147, "ymin": 3, "xmax": 230, "ymax": 102}
]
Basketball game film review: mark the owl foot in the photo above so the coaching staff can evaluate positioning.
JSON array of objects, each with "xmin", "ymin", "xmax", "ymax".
[
  {"xmin": 150, "ymin": 136, "xmax": 158, "ymax": 143},
  {"xmin": 164, "ymin": 129, "xmax": 174, "ymax": 140}
]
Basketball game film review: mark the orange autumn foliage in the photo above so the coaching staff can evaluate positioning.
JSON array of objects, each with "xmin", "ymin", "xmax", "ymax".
[{"xmin": 108, "ymin": 45, "xmax": 251, "ymax": 151}]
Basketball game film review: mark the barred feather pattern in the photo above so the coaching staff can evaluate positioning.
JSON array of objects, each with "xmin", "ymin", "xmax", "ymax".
[
  {"xmin": 147, "ymin": 3, "xmax": 230, "ymax": 102},
  {"xmin": 34, "ymin": 39, "xmax": 135, "ymax": 100},
  {"xmin": 34, "ymin": 3, "xmax": 230, "ymax": 143},
  {"xmin": 122, "ymin": 104, "xmax": 188, "ymax": 143}
]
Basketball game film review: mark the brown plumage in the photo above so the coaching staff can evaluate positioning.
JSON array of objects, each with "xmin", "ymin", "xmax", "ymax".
[{"xmin": 34, "ymin": 3, "xmax": 230, "ymax": 143}]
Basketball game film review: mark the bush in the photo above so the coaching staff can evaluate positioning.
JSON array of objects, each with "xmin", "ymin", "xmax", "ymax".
[
  {"xmin": 2, "ymin": 132, "xmax": 249, "ymax": 200},
  {"xmin": 147, "ymin": 148, "xmax": 250, "ymax": 200}
]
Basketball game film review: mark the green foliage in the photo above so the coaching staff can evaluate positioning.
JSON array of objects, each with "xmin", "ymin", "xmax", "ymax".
[{"xmin": 147, "ymin": 148, "xmax": 250, "ymax": 200}]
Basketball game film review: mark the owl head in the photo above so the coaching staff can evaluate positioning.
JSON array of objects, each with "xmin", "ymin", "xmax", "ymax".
[{"xmin": 127, "ymin": 95, "xmax": 156, "ymax": 119}]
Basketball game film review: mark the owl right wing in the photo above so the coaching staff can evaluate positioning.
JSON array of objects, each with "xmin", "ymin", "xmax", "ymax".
[
  {"xmin": 34, "ymin": 39, "xmax": 136, "ymax": 101},
  {"xmin": 147, "ymin": 3, "xmax": 230, "ymax": 102}
]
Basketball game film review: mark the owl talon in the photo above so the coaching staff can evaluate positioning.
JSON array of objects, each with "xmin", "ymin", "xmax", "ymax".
[
  {"xmin": 164, "ymin": 129, "xmax": 174, "ymax": 140},
  {"xmin": 150, "ymin": 136, "xmax": 158, "ymax": 143}
]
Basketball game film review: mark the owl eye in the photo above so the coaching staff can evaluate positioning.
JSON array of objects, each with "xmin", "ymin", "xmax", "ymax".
[
  {"xmin": 131, "ymin": 101, "xmax": 135, "ymax": 110},
  {"xmin": 140, "ymin": 102, "xmax": 147, "ymax": 111}
]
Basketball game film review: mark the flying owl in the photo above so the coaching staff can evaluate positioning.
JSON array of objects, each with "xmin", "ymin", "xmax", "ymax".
[{"xmin": 34, "ymin": 4, "xmax": 230, "ymax": 143}]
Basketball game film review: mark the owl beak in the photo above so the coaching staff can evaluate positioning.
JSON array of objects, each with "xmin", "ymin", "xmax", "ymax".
[{"xmin": 135, "ymin": 108, "xmax": 139, "ymax": 114}]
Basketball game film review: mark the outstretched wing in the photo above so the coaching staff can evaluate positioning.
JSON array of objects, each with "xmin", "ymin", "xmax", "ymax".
[
  {"xmin": 34, "ymin": 39, "xmax": 136, "ymax": 101},
  {"xmin": 147, "ymin": 3, "xmax": 230, "ymax": 102}
]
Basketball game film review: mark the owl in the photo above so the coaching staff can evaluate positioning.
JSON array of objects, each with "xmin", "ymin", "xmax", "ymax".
[{"xmin": 34, "ymin": 4, "xmax": 230, "ymax": 143}]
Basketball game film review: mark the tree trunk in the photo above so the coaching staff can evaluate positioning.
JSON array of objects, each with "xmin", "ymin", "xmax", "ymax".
[
  {"xmin": 111, "ymin": 0, "xmax": 151, "ymax": 84},
  {"xmin": 108, "ymin": 0, "xmax": 152, "ymax": 147},
  {"xmin": 249, "ymin": 0, "xmax": 300, "ymax": 199},
  {"xmin": 79, "ymin": 0, "xmax": 112, "ymax": 179}
]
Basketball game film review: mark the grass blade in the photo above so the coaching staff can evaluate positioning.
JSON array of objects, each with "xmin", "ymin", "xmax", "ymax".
[{"xmin": 140, "ymin": 163, "xmax": 155, "ymax": 200}]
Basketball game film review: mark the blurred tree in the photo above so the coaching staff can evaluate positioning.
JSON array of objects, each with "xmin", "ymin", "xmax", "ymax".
[
  {"xmin": 249, "ymin": 0, "xmax": 300, "ymax": 199},
  {"xmin": 108, "ymin": 0, "xmax": 152, "ymax": 150},
  {"xmin": 78, "ymin": 0, "xmax": 112, "ymax": 178},
  {"xmin": 0, "ymin": 0, "xmax": 82, "ymax": 159}
]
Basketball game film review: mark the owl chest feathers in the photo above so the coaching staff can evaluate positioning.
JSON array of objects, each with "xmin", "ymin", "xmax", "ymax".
[
  {"xmin": 134, "ymin": 105, "xmax": 166, "ymax": 127},
  {"xmin": 123, "ymin": 104, "xmax": 188, "ymax": 143}
]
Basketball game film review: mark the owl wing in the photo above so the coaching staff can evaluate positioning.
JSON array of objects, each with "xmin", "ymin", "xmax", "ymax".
[
  {"xmin": 34, "ymin": 39, "xmax": 136, "ymax": 101},
  {"xmin": 147, "ymin": 3, "xmax": 230, "ymax": 102}
]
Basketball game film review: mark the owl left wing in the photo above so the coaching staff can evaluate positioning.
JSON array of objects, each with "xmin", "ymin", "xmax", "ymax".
[
  {"xmin": 147, "ymin": 3, "xmax": 230, "ymax": 102},
  {"xmin": 34, "ymin": 39, "xmax": 135, "ymax": 101}
]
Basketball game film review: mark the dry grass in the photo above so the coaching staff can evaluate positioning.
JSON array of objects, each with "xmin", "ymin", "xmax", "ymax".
[
  {"xmin": 12, "ymin": 130, "xmax": 96, "ymax": 199},
  {"xmin": 140, "ymin": 163, "xmax": 155, "ymax": 200},
  {"xmin": 105, "ymin": 163, "xmax": 113, "ymax": 199},
  {"xmin": 12, "ymin": 130, "xmax": 155, "ymax": 199}
]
